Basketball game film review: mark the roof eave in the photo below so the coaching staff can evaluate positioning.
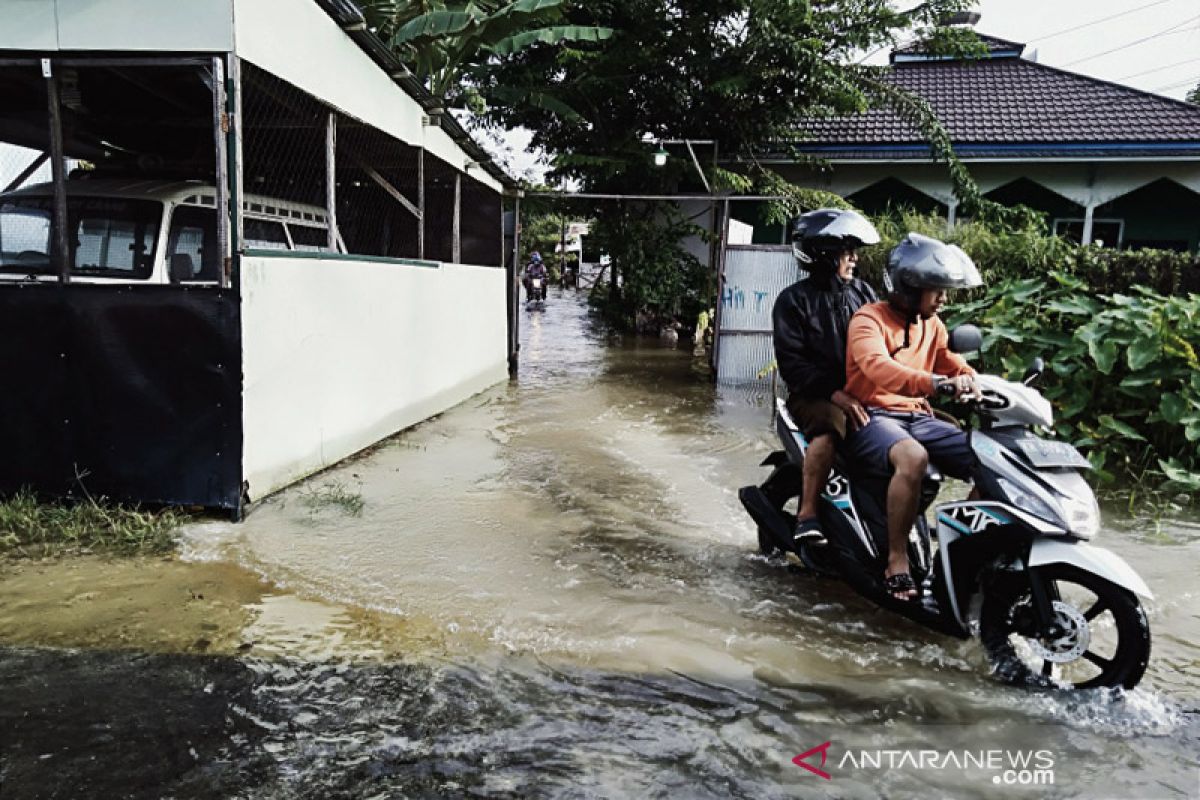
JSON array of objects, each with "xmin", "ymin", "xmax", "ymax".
[{"xmin": 311, "ymin": 0, "xmax": 517, "ymax": 190}]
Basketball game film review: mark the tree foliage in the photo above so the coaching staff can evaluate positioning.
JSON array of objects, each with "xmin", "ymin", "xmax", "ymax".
[
  {"xmin": 467, "ymin": 1, "xmax": 996, "ymax": 327},
  {"xmin": 475, "ymin": 1, "xmax": 981, "ymax": 198},
  {"xmin": 360, "ymin": 0, "xmax": 611, "ymax": 105}
]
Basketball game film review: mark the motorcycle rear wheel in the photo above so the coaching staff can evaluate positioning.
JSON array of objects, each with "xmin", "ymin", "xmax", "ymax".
[{"xmin": 980, "ymin": 564, "xmax": 1150, "ymax": 690}]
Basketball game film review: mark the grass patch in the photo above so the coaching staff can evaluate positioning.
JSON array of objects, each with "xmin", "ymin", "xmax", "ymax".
[
  {"xmin": 0, "ymin": 489, "xmax": 185, "ymax": 557},
  {"xmin": 300, "ymin": 481, "xmax": 365, "ymax": 517}
]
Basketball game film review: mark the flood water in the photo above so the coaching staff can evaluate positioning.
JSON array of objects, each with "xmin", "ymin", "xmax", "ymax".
[{"xmin": 2, "ymin": 288, "xmax": 1198, "ymax": 799}]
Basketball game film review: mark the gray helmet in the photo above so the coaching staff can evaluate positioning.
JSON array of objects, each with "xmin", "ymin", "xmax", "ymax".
[
  {"xmin": 885, "ymin": 233, "xmax": 982, "ymax": 302},
  {"xmin": 791, "ymin": 208, "xmax": 881, "ymax": 266}
]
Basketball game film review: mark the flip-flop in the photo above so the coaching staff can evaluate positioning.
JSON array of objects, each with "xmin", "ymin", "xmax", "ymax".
[
  {"xmin": 883, "ymin": 572, "xmax": 919, "ymax": 602},
  {"xmin": 792, "ymin": 517, "xmax": 826, "ymax": 547}
]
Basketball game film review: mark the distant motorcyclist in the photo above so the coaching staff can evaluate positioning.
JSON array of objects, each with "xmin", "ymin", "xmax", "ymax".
[
  {"xmin": 523, "ymin": 252, "xmax": 548, "ymax": 301},
  {"xmin": 842, "ymin": 232, "xmax": 982, "ymax": 601},
  {"xmin": 771, "ymin": 208, "xmax": 881, "ymax": 554}
]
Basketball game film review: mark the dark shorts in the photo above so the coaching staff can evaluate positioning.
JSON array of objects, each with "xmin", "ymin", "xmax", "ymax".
[
  {"xmin": 786, "ymin": 395, "xmax": 847, "ymax": 442},
  {"xmin": 842, "ymin": 410, "xmax": 976, "ymax": 479}
]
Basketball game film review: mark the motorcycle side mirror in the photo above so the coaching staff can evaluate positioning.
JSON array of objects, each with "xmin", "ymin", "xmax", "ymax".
[
  {"xmin": 948, "ymin": 324, "xmax": 983, "ymax": 356},
  {"xmin": 1022, "ymin": 357, "xmax": 1045, "ymax": 386}
]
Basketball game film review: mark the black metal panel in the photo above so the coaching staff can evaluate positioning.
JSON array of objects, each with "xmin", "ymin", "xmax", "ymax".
[{"xmin": 0, "ymin": 283, "xmax": 242, "ymax": 509}]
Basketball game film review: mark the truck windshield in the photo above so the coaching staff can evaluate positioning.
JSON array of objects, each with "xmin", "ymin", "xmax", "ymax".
[{"xmin": 0, "ymin": 196, "xmax": 162, "ymax": 279}]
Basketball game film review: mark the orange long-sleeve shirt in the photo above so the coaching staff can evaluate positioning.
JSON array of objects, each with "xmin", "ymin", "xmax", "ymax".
[{"xmin": 844, "ymin": 302, "xmax": 975, "ymax": 413}]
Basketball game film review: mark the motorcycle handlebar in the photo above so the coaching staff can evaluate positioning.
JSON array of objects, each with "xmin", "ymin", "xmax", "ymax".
[{"xmin": 935, "ymin": 378, "xmax": 1005, "ymax": 409}]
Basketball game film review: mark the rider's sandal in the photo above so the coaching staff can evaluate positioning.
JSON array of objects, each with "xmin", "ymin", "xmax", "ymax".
[
  {"xmin": 883, "ymin": 572, "xmax": 919, "ymax": 602},
  {"xmin": 792, "ymin": 517, "xmax": 827, "ymax": 547}
]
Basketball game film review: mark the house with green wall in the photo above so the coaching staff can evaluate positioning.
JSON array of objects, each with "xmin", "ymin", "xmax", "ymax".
[{"xmin": 743, "ymin": 32, "xmax": 1200, "ymax": 252}]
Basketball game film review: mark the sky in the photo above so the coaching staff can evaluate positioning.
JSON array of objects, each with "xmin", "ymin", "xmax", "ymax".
[
  {"xmin": 928, "ymin": 0, "xmax": 1200, "ymax": 98},
  {"xmin": 502, "ymin": 0, "xmax": 1200, "ymax": 181}
]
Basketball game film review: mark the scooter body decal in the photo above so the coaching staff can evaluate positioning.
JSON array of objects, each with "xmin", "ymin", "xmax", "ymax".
[
  {"xmin": 939, "ymin": 504, "xmax": 1012, "ymax": 535},
  {"xmin": 822, "ymin": 471, "xmax": 877, "ymax": 557}
]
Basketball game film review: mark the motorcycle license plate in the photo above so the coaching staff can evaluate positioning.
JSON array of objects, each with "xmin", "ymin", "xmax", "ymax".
[
  {"xmin": 532, "ymin": 279, "xmax": 542, "ymax": 288},
  {"xmin": 1016, "ymin": 439, "xmax": 1091, "ymax": 469}
]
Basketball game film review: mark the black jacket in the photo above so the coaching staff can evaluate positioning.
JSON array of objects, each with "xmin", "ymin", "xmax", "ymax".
[{"xmin": 772, "ymin": 272, "xmax": 878, "ymax": 401}]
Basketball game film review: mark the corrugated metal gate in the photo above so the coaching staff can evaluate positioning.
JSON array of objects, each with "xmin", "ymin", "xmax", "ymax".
[{"xmin": 715, "ymin": 244, "xmax": 804, "ymax": 384}]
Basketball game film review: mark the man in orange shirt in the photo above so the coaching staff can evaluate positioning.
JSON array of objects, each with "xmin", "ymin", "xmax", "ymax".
[{"xmin": 843, "ymin": 233, "xmax": 982, "ymax": 602}]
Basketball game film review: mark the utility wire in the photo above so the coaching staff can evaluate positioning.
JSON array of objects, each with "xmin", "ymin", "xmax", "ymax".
[
  {"xmin": 1148, "ymin": 73, "xmax": 1200, "ymax": 93},
  {"xmin": 1062, "ymin": 15, "xmax": 1200, "ymax": 67},
  {"xmin": 1028, "ymin": 0, "xmax": 1180, "ymax": 43},
  {"xmin": 1116, "ymin": 55, "xmax": 1200, "ymax": 81}
]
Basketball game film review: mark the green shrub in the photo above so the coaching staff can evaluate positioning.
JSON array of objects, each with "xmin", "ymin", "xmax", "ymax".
[
  {"xmin": 945, "ymin": 272, "xmax": 1200, "ymax": 491},
  {"xmin": 859, "ymin": 208, "xmax": 1199, "ymax": 297},
  {"xmin": 588, "ymin": 205, "xmax": 710, "ymax": 330}
]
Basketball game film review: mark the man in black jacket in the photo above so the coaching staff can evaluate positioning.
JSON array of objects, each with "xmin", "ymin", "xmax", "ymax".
[{"xmin": 772, "ymin": 208, "xmax": 880, "ymax": 548}]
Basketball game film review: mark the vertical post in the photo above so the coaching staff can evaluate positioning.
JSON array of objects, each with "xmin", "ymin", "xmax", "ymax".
[
  {"xmin": 44, "ymin": 59, "xmax": 69, "ymax": 283},
  {"xmin": 509, "ymin": 195, "xmax": 521, "ymax": 374},
  {"xmin": 708, "ymin": 141, "xmax": 719, "ymax": 287},
  {"xmin": 711, "ymin": 198, "xmax": 732, "ymax": 380},
  {"xmin": 418, "ymin": 145, "xmax": 425, "ymax": 259},
  {"xmin": 452, "ymin": 172, "xmax": 461, "ymax": 264},
  {"xmin": 946, "ymin": 199, "xmax": 958, "ymax": 233},
  {"xmin": 228, "ymin": 55, "xmax": 244, "ymax": 276},
  {"xmin": 1081, "ymin": 203, "xmax": 1096, "ymax": 245},
  {"xmin": 326, "ymin": 112, "xmax": 338, "ymax": 252},
  {"xmin": 558, "ymin": 213, "xmax": 567, "ymax": 287},
  {"xmin": 212, "ymin": 56, "xmax": 230, "ymax": 287}
]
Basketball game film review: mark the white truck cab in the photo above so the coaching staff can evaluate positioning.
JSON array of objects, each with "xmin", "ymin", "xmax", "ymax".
[{"xmin": 0, "ymin": 178, "xmax": 338, "ymax": 284}]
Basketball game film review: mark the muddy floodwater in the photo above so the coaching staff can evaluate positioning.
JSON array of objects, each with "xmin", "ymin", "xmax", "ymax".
[{"xmin": 2, "ymin": 288, "xmax": 1198, "ymax": 799}]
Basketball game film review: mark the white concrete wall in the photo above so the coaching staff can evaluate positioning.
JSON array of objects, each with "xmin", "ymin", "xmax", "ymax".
[
  {"xmin": 232, "ymin": 0, "xmax": 501, "ymax": 192},
  {"xmin": 0, "ymin": 0, "xmax": 234, "ymax": 51},
  {"xmin": 240, "ymin": 255, "xmax": 509, "ymax": 499}
]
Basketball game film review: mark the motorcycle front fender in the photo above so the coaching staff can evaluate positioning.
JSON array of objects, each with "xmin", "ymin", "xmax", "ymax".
[{"xmin": 1028, "ymin": 538, "xmax": 1154, "ymax": 600}]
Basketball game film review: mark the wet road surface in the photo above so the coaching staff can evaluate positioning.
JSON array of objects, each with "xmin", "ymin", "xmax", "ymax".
[{"xmin": 2, "ymin": 288, "xmax": 1198, "ymax": 798}]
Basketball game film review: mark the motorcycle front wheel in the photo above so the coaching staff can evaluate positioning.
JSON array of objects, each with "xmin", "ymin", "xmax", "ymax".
[{"xmin": 980, "ymin": 564, "xmax": 1150, "ymax": 690}]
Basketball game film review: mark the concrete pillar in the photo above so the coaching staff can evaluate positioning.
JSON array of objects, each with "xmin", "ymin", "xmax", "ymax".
[{"xmin": 1081, "ymin": 203, "xmax": 1096, "ymax": 245}]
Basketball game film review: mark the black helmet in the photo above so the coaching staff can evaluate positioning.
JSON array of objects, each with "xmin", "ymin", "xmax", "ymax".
[
  {"xmin": 791, "ymin": 208, "xmax": 880, "ymax": 269},
  {"xmin": 885, "ymin": 232, "xmax": 982, "ymax": 311}
]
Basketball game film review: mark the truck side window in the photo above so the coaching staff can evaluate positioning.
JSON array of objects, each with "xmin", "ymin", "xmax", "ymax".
[
  {"xmin": 167, "ymin": 205, "xmax": 218, "ymax": 282},
  {"xmin": 244, "ymin": 218, "xmax": 290, "ymax": 251}
]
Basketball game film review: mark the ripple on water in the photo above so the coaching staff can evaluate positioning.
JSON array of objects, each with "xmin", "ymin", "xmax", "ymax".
[{"xmin": 152, "ymin": 289, "xmax": 1200, "ymax": 798}]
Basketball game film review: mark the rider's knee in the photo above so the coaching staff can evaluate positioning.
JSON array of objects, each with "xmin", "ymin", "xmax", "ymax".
[
  {"xmin": 890, "ymin": 440, "xmax": 928, "ymax": 477},
  {"xmin": 807, "ymin": 432, "xmax": 835, "ymax": 454}
]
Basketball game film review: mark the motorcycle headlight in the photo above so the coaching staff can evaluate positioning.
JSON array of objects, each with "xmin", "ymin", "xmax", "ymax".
[
  {"xmin": 996, "ymin": 477, "xmax": 1062, "ymax": 529},
  {"xmin": 1060, "ymin": 495, "xmax": 1100, "ymax": 540}
]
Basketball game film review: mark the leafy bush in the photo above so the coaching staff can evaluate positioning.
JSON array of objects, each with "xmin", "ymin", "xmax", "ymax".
[
  {"xmin": 588, "ymin": 205, "xmax": 711, "ymax": 331},
  {"xmin": 944, "ymin": 272, "xmax": 1200, "ymax": 491},
  {"xmin": 858, "ymin": 209, "xmax": 1200, "ymax": 297}
]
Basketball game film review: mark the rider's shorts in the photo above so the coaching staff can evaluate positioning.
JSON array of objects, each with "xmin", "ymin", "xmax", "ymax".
[
  {"xmin": 842, "ymin": 409, "xmax": 976, "ymax": 479},
  {"xmin": 786, "ymin": 396, "xmax": 848, "ymax": 442}
]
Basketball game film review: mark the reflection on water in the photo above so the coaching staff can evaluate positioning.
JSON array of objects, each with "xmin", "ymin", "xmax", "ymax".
[{"xmin": 3, "ymin": 287, "xmax": 1199, "ymax": 798}]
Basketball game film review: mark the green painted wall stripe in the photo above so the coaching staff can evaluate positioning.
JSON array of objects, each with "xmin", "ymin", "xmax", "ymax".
[{"xmin": 242, "ymin": 249, "xmax": 441, "ymax": 269}]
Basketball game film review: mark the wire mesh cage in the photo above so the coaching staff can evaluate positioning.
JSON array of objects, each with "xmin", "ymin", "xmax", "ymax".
[
  {"xmin": 422, "ymin": 152, "xmax": 458, "ymax": 264},
  {"xmin": 240, "ymin": 62, "xmax": 329, "ymax": 215},
  {"xmin": 0, "ymin": 145, "xmax": 56, "ymax": 192},
  {"xmin": 460, "ymin": 171, "xmax": 503, "ymax": 267},
  {"xmin": 334, "ymin": 112, "xmax": 422, "ymax": 259}
]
